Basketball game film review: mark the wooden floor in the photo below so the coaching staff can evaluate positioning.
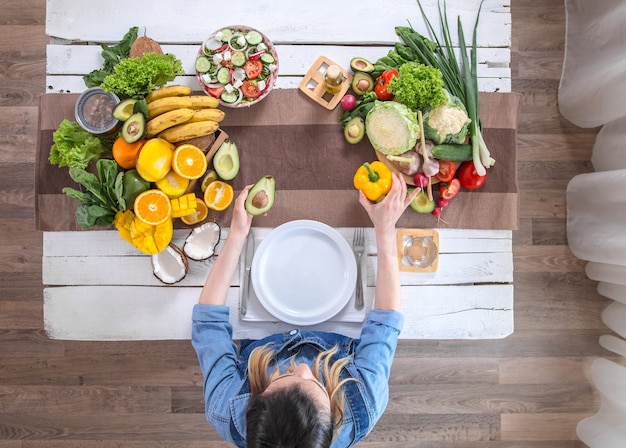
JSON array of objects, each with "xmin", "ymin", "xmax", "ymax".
[{"xmin": 0, "ymin": 0, "xmax": 621, "ymax": 446}]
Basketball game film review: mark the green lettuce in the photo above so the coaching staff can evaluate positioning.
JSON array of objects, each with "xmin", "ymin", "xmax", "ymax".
[
  {"xmin": 365, "ymin": 101, "xmax": 420, "ymax": 155},
  {"xmin": 387, "ymin": 61, "xmax": 447, "ymax": 111},
  {"xmin": 49, "ymin": 119, "xmax": 109, "ymax": 169},
  {"xmin": 100, "ymin": 52, "xmax": 184, "ymax": 97}
]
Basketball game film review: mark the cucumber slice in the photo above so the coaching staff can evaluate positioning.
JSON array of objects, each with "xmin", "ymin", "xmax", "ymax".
[
  {"xmin": 219, "ymin": 29, "xmax": 233, "ymax": 42},
  {"xmin": 195, "ymin": 56, "xmax": 212, "ymax": 73},
  {"xmin": 245, "ymin": 30, "xmax": 262, "ymax": 45},
  {"xmin": 216, "ymin": 67, "xmax": 231, "ymax": 85},
  {"xmin": 221, "ymin": 89, "xmax": 240, "ymax": 104},
  {"xmin": 260, "ymin": 53, "xmax": 275, "ymax": 64},
  {"xmin": 231, "ymin": 51, "xmax": 246, "ymax": 67}
]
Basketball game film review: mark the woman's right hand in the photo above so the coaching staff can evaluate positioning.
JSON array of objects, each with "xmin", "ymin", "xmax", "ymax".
[
  {"xmin": 359, "ymin": 173, "xmax": 417, "ymax": 233},
  {"xmin": 229, "ymin": 185, "xmax": 253, "ymax": 240}
]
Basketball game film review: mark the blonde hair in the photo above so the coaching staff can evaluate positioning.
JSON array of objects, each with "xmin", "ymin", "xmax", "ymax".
[{"xmin": 247, "ymin": 344, "xmax": 355, "ymax": 429}]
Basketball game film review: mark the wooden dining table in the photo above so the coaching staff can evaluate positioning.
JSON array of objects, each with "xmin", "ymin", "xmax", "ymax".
[{"xmin": 40, "ymin": 0, "xmax": 517, "ymax": 340}]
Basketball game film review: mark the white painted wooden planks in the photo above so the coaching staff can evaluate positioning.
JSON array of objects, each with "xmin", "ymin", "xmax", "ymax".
[
  {"xmin": 43, "ymin": 284, "xmax": 513, "ymax": 340},
  {"xmin": 42, "ymin": 228, "xmax": 514, "ymax": 340},
  {"xmin": 44, "ymin": 0, "xmax": 511, "ymax": 93},
  {"xmin": 45, "ymin": 0, "xmax": 510, "ymax": 46}
]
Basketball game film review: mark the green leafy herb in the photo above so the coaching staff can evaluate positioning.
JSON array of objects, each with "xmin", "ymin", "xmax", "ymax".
[
  {"xmin": 100, "ymin": 52, "xmax": 184, "ymax": 97},
  {"xmin": 49, "ymin": 119, "xmax": 110, "ymax": 169},
  {"xmin": 83, "ymin": 27, "xmax": 138, "ymax": 88},
  {"xmin": 62, "ymin": 159, "xmax": 125, "ymax": 229},
  {"xmin": 387, "ymin": 61, "xmax": 448, "ymax": 110}
]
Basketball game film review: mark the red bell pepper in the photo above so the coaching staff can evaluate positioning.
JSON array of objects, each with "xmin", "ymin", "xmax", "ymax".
[
  {"xmin": 439, "ymin": 178, "xmax": 461, "ymax": 200},
  {"xmin": 374, "ymin": 69, "xmax": 398, "ymax": 100}
]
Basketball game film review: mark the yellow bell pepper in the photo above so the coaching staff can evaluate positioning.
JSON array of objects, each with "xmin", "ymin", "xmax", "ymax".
[{"xmin": 353, "ymin": 161, "xmax": 392, "ymax": 202}]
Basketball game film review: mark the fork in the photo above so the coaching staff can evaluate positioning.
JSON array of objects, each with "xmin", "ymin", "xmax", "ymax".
[{"xmin": 352, "ymin": 228, "xmax": 365, "ymax": 310}]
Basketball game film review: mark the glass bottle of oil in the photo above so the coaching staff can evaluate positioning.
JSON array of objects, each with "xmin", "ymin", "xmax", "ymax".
[{"xmin": 323, "ymin": 64, "xmax": 344, "ymax": 94}]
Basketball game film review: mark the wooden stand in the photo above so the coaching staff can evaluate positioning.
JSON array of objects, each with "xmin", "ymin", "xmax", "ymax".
[
  {"xmin": 298, "ymin": 56, "xmax": 352, "ymax": 110},
  {"xmin": 397, "ymin": 229, "xmax": 439, "ymax": 273}
]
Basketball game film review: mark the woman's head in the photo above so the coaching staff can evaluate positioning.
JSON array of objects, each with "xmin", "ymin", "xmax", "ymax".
[
  {"xmin": 246, "ymin": 346, "xmax": 355, "ymax": 447},
  {"xmin": 246, "ymin": 375, "xmax": 334, "ymax": 448}
]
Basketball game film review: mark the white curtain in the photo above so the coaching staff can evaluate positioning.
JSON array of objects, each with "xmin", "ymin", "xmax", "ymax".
[{"xmin": 558, "ymin": 0, "xmax": 626, "ymax": 446}]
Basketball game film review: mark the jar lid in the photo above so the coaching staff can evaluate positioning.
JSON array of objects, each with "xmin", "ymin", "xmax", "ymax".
[{"xmin": 74, "ymin": 87, "xmax": 121, "ymax": 134}]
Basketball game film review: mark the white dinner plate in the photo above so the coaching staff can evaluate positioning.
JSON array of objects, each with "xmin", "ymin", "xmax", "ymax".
[{"xmin": 251, "ymin": 220, "xmax": 357, "ymax": 326}]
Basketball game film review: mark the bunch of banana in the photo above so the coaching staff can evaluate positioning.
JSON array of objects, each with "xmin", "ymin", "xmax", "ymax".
[{"xmin": 144, "ymin": 85, "xmax": 225, "ymax": 142}]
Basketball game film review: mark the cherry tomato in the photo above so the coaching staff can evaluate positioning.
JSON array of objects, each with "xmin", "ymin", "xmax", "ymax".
[
  {"xmin": 207, "ymin": 87, "xmax": 224, "ymax": 99},
  {"xmin": 241, "ymin": 80, "xmax": 262, "ymax": 99},
  {"xmin": 439, "ymin": 178, "xmax": 461, "ymax": 200},
  {"xmin": 244, "ymin": 60, "xmax": 263, "ymax": 80},
  {"xmin": 435, "ymin": 160, "xmax": 457, "ymax": 182},
  {"xmin": 374, "ymin": 69, "xmax": 398, "ymax": 100},
  {"xmin": 457, "ymin": 161, "xmax": 487, "ymax": 190}
]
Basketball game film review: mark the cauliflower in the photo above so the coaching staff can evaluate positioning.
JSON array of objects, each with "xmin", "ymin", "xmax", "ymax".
[{"xmin": 423, "ymin": 92, "xmax": 471, "ymax": 144}]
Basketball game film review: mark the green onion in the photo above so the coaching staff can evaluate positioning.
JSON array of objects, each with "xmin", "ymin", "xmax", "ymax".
[{"xmin": 398, "ymin": 0, "xmax": 491, "ymax": 175}]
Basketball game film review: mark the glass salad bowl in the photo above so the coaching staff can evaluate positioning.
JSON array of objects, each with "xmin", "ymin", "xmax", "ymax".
[{"xmin": 195, "ymin": 25, "xmax": 279, "ymax": 108}]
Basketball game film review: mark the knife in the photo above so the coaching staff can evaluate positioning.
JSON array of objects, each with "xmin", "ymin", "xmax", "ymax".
[{"xmin": 240, "ymin": 231, "xmax": 255, "ymax": 315}]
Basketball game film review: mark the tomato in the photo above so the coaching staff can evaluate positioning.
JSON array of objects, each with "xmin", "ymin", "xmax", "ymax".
[
  {"xmin": 207, "ymin": 87, "xmax": 224, "ymax": 98},
  {"xmin": 241, "ymin": 80, "xmax": 262, "ymax": 98},
  {"xmin": 457, "ymin": 161, "xmax": 487, "ymax": 190},
  {"xmin": 435, "ymin": 160, "xmax": 457, "ymax": 182},
  {"xmin": 439, "ymin": 178, "xmax": 461, "ymax": 200},
  {"xmin": 244, "ymin": 59, "xmax": 263, "ymax": 80},
  {"xmin": 374, "ymin": 69, "xmax": 398, "ymax": 100}
]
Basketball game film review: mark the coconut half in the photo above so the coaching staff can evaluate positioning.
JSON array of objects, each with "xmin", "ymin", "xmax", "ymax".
[
  {"xmin": 183, "ymin": 221, "xmax": 221, "ymax": 261},
  {"xmin": 151, "ymin": 244, "xmax": 189, "ymax": 285}
]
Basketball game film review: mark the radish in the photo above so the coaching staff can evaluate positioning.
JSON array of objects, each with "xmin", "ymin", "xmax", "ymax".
[{"xmin": 340, "ymin": 94, "xmax": 356, "ymax": 111}]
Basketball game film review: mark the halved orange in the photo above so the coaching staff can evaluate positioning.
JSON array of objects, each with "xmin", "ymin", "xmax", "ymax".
[
  {"xmin": 181, "ymin": 198, "xmax": 209, "ymax": 225},
  {"xmin": 134, "ymin": 189, "xmax": 172, "ymax": 226},
  {"xmin": 172, "ymin": 144, "xmax": 208, "ymax": 180},
  {"xmin": 203, "ymin": 180, "xmax": 234, "ymax": 211}
]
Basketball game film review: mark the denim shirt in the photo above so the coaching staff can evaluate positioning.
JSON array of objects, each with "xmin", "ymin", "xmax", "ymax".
[{"xmin": 191, "ymin": 304, "xmax": 403, "ymax": 448}]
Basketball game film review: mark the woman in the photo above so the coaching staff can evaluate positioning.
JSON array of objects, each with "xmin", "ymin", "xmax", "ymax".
[{"xmin": 192, "ymin": 173, "xmax": 417, "ymax": 447}]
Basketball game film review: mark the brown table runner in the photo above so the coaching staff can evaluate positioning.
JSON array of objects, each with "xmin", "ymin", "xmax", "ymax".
[{"xmin": 36, "ymin": 89, "xmax": 520, "ymax": 231}]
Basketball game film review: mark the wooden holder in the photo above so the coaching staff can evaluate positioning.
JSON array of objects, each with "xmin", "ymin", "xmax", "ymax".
[
  {"xmin": 396, "ymin": 229, "xmax": 440, "ymax": 273},
  {"xmin": 298, "ymin": 56, "xmax": 352, "ymax": 110}
]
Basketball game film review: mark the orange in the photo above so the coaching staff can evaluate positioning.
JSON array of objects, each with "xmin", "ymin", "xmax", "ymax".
[
  {"xmin": 112, "ymin": 136, "xmax": 145, "ymax": 169},
  {"xmin": 155, "ymin": 170, "xmax": 190, "ymax": 198},
  {"xmin": 203, "ymin": 180, "xmax": 234, "ymax": 211},
  {"xmin": 181, "ymin": 198, "xmax": 209, "ymax": 225},
  {"xmin": 133, "ymin": 189, "xmax": 172, "ymax": 226},
  {"xmin": 172, "ymin": 144, "xmax": 208, "ymax": 180}
]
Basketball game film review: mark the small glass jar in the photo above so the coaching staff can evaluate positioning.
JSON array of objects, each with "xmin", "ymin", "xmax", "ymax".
[
  {"xmin": 401, "ymin": 235, "xmax": 438, "ymax": 269},
  {"xmin": 323, "ymin": 64, "xmax": 344, "ymax": 94},
  {"xmin": 75, "ymin": 87, "xmax": 121, "ymax": 137}
]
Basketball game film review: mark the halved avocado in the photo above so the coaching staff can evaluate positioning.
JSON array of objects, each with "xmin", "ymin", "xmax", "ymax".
[
  {"xmin": 113, "ymin": 98, "xmax": 138, "ymax": 121},
  {"xmin": 344, "ymin": 117, "xmax": 365, "ymax": 144},
  {"xmin": 245, "ymin": 175, "xmax": 276, "ymax": 216},
  {"xmin": 350, "ymin": 57, "xmax": 375, "ymax": 74},
  {"xmin": 409, "ymin": 189, "xmax": 436, "ymax": 214},
  {"xmin": 121, "ymin": 112, "xmax": 146, "ymax": 144},
  {"xmin": 213, "ymin": 140, "xmax": 240, "ymax": 181},
  {"xmin": 351, "ymin": 72, "xmax": 374, "ymax": 96}
]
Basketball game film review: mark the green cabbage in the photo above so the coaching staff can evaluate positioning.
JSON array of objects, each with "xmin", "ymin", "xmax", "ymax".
[
  {"xmin": 49, "ymin": 119, "xmax": 109, "ymax": 169},
  {"xmin": 423, "ymin": 92, "xmax": 471, "ymax": 144},
  {"xmin": 365, "ymin": 101, "xmax": 419, "ymax": 155}
]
